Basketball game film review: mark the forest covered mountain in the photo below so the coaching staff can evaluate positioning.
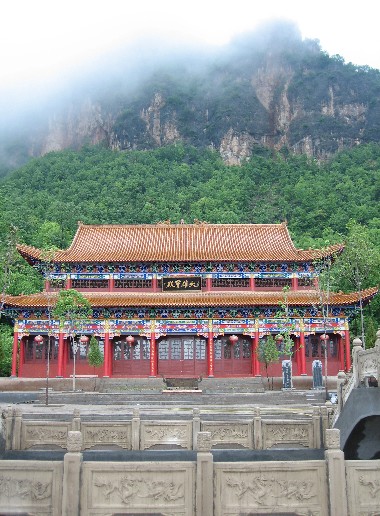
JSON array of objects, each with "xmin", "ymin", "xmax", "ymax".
[{"xmin": 1, "ymin": 20, "xmax": 380, "ymax": 175}]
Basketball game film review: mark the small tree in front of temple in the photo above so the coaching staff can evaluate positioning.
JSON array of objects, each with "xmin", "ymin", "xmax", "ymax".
[
  {"xmin": 88, "ymin": 336, "xmax": 103, "ymax": 369},
  {"xmin": 258, "ymin": 334, "xmax": 280, "ymax": 390},
  {"xmin": 53, "ymin": 289, "xmax": 91, "ymax": 391}
]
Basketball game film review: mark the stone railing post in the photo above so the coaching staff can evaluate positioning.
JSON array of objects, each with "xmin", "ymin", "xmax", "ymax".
[
  {"xmin": 4, "ymin": 406, "xmax": 14, "ymax": 450},
  {"xmin": 352, "ymin": 337, "xmax": 363, "ymax": 387},
  {"xmin": 196, "ymin": 432, "xmax": 213, "ymax": 516},
  {"xmin": 12, "ymin": 407, "xmax": 22, "ymax": 450},
  {"xmin": 131, "ymin": 406, "xmax": 140, "ymax": 450},
  {"xmin": 253, "ymin": 407, "xmax": 262, "ymax": 449},
  {"xmin": 336, "ymin": 370, "xmax": 346, "ymax": 412},
  {"xmin": 71, "ymin": 408, "xmax": 81, "ymax": 431},
  {"xmin": 62, "ymin": 431, "xmax": 83, "ymax": 516},
  {"xmin": 312, "ymin": 406, "xmax": 321, "ymax": 448},
  {"xmin": 325, "ymin": 428, "xmax": 348, "ymax": 516},
  {"xmin": 192, "ymin": 408, "xmax": 201, "ymax": 450},
  {"xmin": 320, "ymin": 405, "xmax": 331, "ymax": 447}
]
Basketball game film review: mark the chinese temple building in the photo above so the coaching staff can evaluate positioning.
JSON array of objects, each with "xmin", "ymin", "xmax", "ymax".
[{"xmin": 4, "ymin": 222, "xmax": 378, "ymax": 379}]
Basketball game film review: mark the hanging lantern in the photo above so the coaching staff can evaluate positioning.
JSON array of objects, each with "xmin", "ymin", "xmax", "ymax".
[
  {"xmin": 79, "ymin": 335, "xmax": 89, "ymax": 344},
  {"xmin": 229, "ymin": 335, "xmax": 239, "ymax": 345},
  {"xmin": 34, "ymin": 335, "xmax": 44, "ymax": 343},
  {"xmin": 126, "ymin": 335, "xmax": 135, "ymax": 346},
  {"xmin": 320, "ymin": 334, "xmax": 330, "ymax": 341},
  {"xmin": 275, "ymin": 334, "xmax": 284, "ymax": 342}
]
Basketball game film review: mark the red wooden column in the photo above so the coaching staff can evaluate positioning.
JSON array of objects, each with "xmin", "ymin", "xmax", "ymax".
[
  {"xmin": 66, "ymin": 277, "xmax": 72, "ymax": 289},
  {"xmin": 18, "ymin": 337, "xmax": 25, "ymax": 377},
  {"xmin": 338, "ymin": 334, "xmax": 345, "ymax": 370},
  {"xmin": 294, "ymin": 336, "xmax": 300, "ymax": 373},
  {"xmin": 109, "ymin": 277, "xmax": 115, "ymax": 292},
  {"xmin": 291, "ymin": 276, "xmax": 298, "ymax": 290},
  {"xmin": 345, "ymin": 329, "xmax": 351, "ymax": 371},
  {"xmin": 249, "ymin": 277, "xmax": 255, "ymax": 290},
  {"xmin": 252, "ymin": 330, "xmax": 260, "ymax": 376},
  {"xmin": 299, "ymin": 330, "xmax": 307, "ymax": 375},
  {"xmin": 11, "ymin": 328, "xmax": 19, "ymax": 377},
  {"xmin": 57, "ymin": 332, "xmax": 65, "ymax": 377},
  {"xmin": 152, "ymin": 276, "xmax": 158, "ymax": 292},
  {"xmin": 206, "ymin": 277, "xmax": 212, "ymax": 292},
  {"xmin": 103, "ymin": 333, "xmax": 111, "ymax": 377},
  {"xmin": 149, "ymin": 321, "xmax": 157, "ymax": 377},
  {"xmin": 207, "ymin": 333, "xmax": 214, "ymax": 377}
]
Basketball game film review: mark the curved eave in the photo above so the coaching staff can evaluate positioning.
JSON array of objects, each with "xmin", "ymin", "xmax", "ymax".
[{"xmin": 4, "ymin": 286, "xmax": 378, "ymax": 309}]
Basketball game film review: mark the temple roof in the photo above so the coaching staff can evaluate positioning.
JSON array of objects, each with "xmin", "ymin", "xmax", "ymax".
[
  {"xmin": 4, "ymin": 286, "xmax": 378, "ymax": 309},
  {"xmin": 17, "ymin": 222, "xmax": 343, "ymax": 263}
]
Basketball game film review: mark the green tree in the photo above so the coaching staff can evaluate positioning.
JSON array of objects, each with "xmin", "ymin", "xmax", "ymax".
[
  {"xmin": 257, "ymin": 335, "xmax": 280, "ymax": 390},
  {"xmin": 0, "ymin": 324, "xmax": 13, "ymax": 377},
  {"xmin": 88, "ymin": 336, "xmax": 104, "ymax": 368},
  {"xmin": 332, "ymin": 220, "xmax": 380, "ymax": 348},
  {"xmin": 53, "ymin": 289, "xmax": 92, "ymax": 390}
]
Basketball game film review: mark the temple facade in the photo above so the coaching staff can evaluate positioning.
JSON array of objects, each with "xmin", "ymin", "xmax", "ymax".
[{"xmin": 4, "ymin": 222, "xmax": 378, "ymax": 379}]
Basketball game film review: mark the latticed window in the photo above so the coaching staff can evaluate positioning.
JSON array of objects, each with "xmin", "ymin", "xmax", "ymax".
[
  {"xmin": 72, "ymin": 279, "xmax": 109, "ymax": 289},
  {"xmin": 298, "ymin": 277, "xmax": 314, "ymax": 287},
  {"xmin": 255, "ymin": 278, "xmax": 292, "ymax": 288},
  {"xmin": 212, "ymin": 278, "xmax": 249, "ymax": 288},
  {"xmin": 114, "ymin": 279, "xmax": 152, "ymax": 289}
]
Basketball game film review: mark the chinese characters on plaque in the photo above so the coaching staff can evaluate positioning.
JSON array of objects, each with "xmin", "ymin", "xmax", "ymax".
[{"xmin": 162, "ymin": 276, "xmax": 202, "ymax": 291}]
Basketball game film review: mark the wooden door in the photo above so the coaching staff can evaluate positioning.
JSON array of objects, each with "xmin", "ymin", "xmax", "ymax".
[
  {"xmin": 157, "ymin": 336, "xmax": 207, "ymax": 377},
  {"xmin": 112, "ymin": 337, "xmax": 150, "ymax": 376},
  {"xmin": 213, "ymin": 336, "xmax": 252, "ymax": 376}
]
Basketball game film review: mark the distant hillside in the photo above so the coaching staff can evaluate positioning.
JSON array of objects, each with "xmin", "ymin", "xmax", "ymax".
[{"xmin": 1, "ymin": 21, "xmax": 380, "ymax": 175}]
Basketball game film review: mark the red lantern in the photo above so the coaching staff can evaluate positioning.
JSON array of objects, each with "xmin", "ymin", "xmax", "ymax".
[
  {"xmin": 34, "ymin": 335, "xmax": 44, "ymax": 343},
  {"xmin": 320, "ymin": 334, "xmax": 330, "ymax": 341},
  {"xmin": 126, "ymin": 335, "xmax": 135, "ymax": 346},
  {"xmin": 79, "ymin": 335, "xmax": 89, "ymax": 344},
  {"xmin": 275, "ymin": 334, "xmax": 284, "ymax": 342},
  {"xmin": 229, "ymin": 335, "xmax": 239, "ymax": 345}
]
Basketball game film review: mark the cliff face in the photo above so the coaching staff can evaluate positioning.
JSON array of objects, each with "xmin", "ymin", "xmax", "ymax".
[{"xmin": 5, "ymin": 25, "xmax": 380, "ymax": 170}]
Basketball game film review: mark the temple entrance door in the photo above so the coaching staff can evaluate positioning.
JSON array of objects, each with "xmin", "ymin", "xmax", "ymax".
[
  {"xmin": 213, "ymin": 336, "xmax": 252, "ymax": 376},
  {"xmin": 157, "ymin": 336, "xmax": 207, "ymax": 377},
  {"xmin": 112, "ymin": 337, "xmax": 150, "ymax": 376}
]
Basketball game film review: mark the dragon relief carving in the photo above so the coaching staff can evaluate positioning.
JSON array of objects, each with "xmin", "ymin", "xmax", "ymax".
[
  {"xmin": 226, "ymin": 475, "xmax": 316, "ymax": 504},
  {"xmin": 86, "ymin": 428, "xmax": 130, "ymax": 443},
  {"xmin": 0, "ymin": 475, "xmax": 51, "ymax": 501},
  {"xmin": 95, "ymin": 475, "xmax": 184, "ymax": 505},
  {"xmin": 204, "ymin": 425, "xmax": 248, "ymax": 441},
  {"xmin": 145, "ymin": 426, "xmax": 187, "ymax": 441},
  {"xmin": 267, "ymin": 425, "xmax": 309, "ymax": 445},
  {"xmin": 26, "ymin": 426, "xmax": 67, "ymax": 442},
  {"xmin": 359, "ymin": 476, "xmax": 380, "ymax": 498}
]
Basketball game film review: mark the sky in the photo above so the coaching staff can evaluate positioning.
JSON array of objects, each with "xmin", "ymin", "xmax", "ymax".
[{"xmin": 1, "ymin": 0, "xmax": 379, "ymax": 95}]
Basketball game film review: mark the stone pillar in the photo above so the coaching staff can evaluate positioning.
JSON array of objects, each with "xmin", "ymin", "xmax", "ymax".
[
  {"xmin": 57, "ymin": 332, "xmax": 65, "ymax": 377},
  {"xmin": 253, "ymin": 407, "xmax": 262, "ymax": 449},
  {"xmin": 149, "ymin": 327, "xmax": 157, "ymax": 377},
  {"xmin": 351, "ymin": 337, "xmax": 363, "ymax": 387},
  {"xmin": 299, "ymin": 330, "xmax": 307, "ymax": 375},
  {"xmin": 196, "ymin": 432, "xmax": 213, "ymax": 516},
  {"xmin": 325, "ymin": 428, "xmax": 348, "ymax": 516},
  {"xmin": 131, "ymin": 406, "xmax": 140, "ymax": 450},
  {"xmin": 253, "ymin": 331, "xmax": 260, "ymax": 376},
  {"xmin": 72, "ymin": 409, "xmax": 81, "ymax": 431},
  {"xmin": 207, "ymin": 332, "xmax": 214, "ymax": 377},
  {"xmin": 12, "ymin": 407, "xmax": 22, "ymax": 450},
  {"xmin": 337, "ymin": 370, "xmax": 347, "ymax": 412},
  {"xmin": 62, "ymin": 431, "xmax": 82, "ymax": 516},
  {"xmin": 11, "ymin": 329, "xmax": 19, "ymax": 377},
  {"xmin": 345, "ymin": 329, "xmax": 351, "ymax": 371},
  {"xmin": 312, "ymin": 406, "xmax": 321, "ymax": 448},
  {"xmin": 192, "ymin": 408, "xmax": 201, "ymax": 450}
]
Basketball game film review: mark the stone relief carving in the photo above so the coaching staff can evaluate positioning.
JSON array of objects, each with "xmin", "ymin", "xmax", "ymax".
[
  {"xmin": 203, "ymin": 424, "xmax": 248, "ymax": 441},
  {"xmin": 197, "ymin": 432, "xmax": 212, "ymax": 452},
  {"xmin": 0, "ymin": 475, "xmax": 51, "ymax": 501},
  {"xmin": 359, "ymin": 476, "xmax": 380, "ymax": 498},
  {"xmin": 145, "ymin": 426, "xmax": 187, "ymax": 441},
  {"xmin": 226, "ymin": 475, "xmax": 316, "ymax": 505},
  {"xmin": 67, "ymin": 430, "xmax": 83, "ymax": 452},
  {"xmin": 325, "ymin": 429, "xmax": 340, "ymax": 450},
  {"xmin": 95, "ymin": 475, "xmax": 184, "ymax": 505},
  {"xmin": 266, "ymin": 424, "xmax": 309, "ymax": 445},
  {"xmin": 26, "ymin": 426, "xmax": 67, "ymax": 442},
  {"xmin": 85, "ymin": 428, "xmax": 130, "ymax": 443}
]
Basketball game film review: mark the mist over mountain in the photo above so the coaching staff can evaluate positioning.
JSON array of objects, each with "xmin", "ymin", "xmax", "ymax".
[{"xmin": 1, "ymin": 20, "xmax": 380, "ymax": 175}]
